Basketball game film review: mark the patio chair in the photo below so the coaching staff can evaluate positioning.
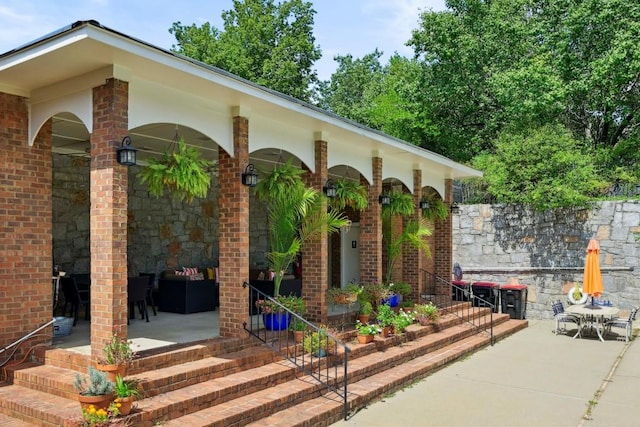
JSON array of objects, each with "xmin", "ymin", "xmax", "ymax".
[
  {"xmin": 128, "ymin": 276, "xmax": 151, "ymax": 323},
  {"xmin": 60, "ymin": 276, "xmax": 90, "ymax": 326},
  {"xmin": 604, "ymin": 306, "xmax": 639, "ymax": 342},
  {"xmin": 552, "ymin": 300, "xmax": 581, "ymax": 336}
]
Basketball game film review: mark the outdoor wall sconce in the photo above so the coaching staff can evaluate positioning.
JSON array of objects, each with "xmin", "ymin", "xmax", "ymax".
[
  {"xmin": 323, "ymin": 179, "xmax": 337, "ymax": 198},
  {"xmin": 242, "ymin": 164, "xmax": 258, "ymax": 187},
  {"xmin": 450, "ymin": 202, "xmax": 460, "ymax": 214},
  {"xmin": 419, "ymin": 199, "xmax": 430, "ymax": 210},
  {"xmin": 378, "ymin": 194, "xmax": 391, "ymax": 205},
  {"xmin": 116, "ymin": 136, "xmax": 137, "ymax": 166}
]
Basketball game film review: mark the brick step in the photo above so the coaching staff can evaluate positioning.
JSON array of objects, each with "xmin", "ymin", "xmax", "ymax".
[
  {"xmin": 0, "ymin": 385, "xmax": 78, "ymax": 427},
  {"xmin": 0, "ymin": 315, "xmax": 527, "ymax": 426},
  {"xmin": 158, "ymin": 319, "xmax": 526, "ymax": 427},
  {"xmin": 246, "ymin": 319, "xmax": 528, "ymax": 427},
  {"xmin": 0, "ymin": 413, "xmax": 36, "ymax": 427},
  {"xmin": 32, "ymin": 335, "xmax": 259, "ymax": 374},
  {"xmin": 12, "ymin": 345, "xmax": 281, "ymax": 400}
]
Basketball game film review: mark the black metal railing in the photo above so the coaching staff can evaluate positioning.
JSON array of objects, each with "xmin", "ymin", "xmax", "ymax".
[
  {"xmin": 242, "ymin": 281, "xmax": 350, "ymax": 419},
  {"xmin": 422, "ymin": 271, "xmax": 494, "ymax": 345}
]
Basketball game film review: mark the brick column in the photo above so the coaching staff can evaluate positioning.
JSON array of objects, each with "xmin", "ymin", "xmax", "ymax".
[
  {"xmin": 302, "ymin": 138, "xmax": 329, "ymax": 324},
  {"xmin": 0, "ymin": 93, "xmax": 53, "ymax": 360},
  {"xmin": 360, "ymin": 157, "xmax": 383, "ymax": 283},
  {"xmin": 403, "ymin": 170, "xmax": 422, "ymax": 301},
  {"xmin": 218, "ymin": 109, "xmax": 250, "ymax": 338},
  {"xmin": 434, "ymin": 179, "xmax": 454, "ymax": 298},
  {"xmin": 90, "ymin": 78, "xmax": 130, "ymax": 360}
]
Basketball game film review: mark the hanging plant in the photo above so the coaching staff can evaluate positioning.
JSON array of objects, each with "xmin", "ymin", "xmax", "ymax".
[
  {"xmin": 421, "ymin": 197, "xmax": 449, "ymax": 221},
  {"xmin": 138, "ymin": 138, "xmax": 211, "ymax": 203},
  {"xmin": 329, "ymin": 179, "xmax": 368, "ymax": 211}
]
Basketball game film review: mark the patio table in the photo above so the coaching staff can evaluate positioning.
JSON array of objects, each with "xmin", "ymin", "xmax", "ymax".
[{"xmin": 566, "ymin": 304, "xmax": 619, "ymax": 342}]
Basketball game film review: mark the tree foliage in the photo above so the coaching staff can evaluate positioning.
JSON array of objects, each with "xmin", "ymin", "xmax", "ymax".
[
  {"xmin": 474, "ymin": 124, "xmax": 607, "ymax": 210},
  {"xmin": 170, "ymin": 0, "xmax": 321, "ymax": 102}
]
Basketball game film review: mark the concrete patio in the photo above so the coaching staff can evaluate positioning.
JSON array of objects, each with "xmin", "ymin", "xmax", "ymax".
[{"xmin": 333, "ymin": 319, "xmax": 640, "ymax": 427}]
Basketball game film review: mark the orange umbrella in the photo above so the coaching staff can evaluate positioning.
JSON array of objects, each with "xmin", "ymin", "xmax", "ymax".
[{"xmin": 583, "ymin": 239, "xmax": 603, "ymax": 299}]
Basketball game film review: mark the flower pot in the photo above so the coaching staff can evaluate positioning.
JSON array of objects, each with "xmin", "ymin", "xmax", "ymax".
[
  {"xmin": 115, "ymin": 396, "xmax": 134, "ymax": 416},
  {"xmin": 96, "ymin": 363, "xmax": 126, "ymax": 382},
  {"xmin": 382, "ymin": 294, "xmax": 400, "ymax": 307},
  {"xmin": 381, "ymin": 326, "xmax": 392, "ymax": 338},
  {"xmin": 293, "ymin": 330, "xmax": 304, "ymax": 343},
  {"xmin": 356, "ymin": 314, "xmax": 370, "ymax": 324},
  {"xmin": 357, "ymin": 334, "xmax": 374, "ymax": 344},
  {"xmin": 77, "ymin": 393, "xmax": 114, "ymax": 411},
  {"xmin": 263, "ymin": 312, "xmax": 291, "ymax": 331}
]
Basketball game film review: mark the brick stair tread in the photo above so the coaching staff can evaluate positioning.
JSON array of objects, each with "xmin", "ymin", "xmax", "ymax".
[
  {"xmin": 0, "ymin": 413, "xmax": 37, "ymax": 427},
  {"xmin": 134, "ymin": 358, "xmax": 298, "ymax": 417},
  {"xmin": 0, "ymin": 385, "xmax": 78, "ymax": 424},
  {"xmin": 245, "ymin": 319, "xmax": 527, "ymax": 427},
  {"xmin": 14, "ymin": 344, "xmax": 279, "ymax": 399},
  {"xmin": 158, "ymin": 319, "xmax": 525, "ymax": 427}
]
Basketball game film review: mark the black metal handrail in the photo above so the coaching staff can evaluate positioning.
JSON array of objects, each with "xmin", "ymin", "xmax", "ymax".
[
  {"xmin": 422, "ymin": 271, "xmax": 494, "ymax": 345},
  {"xmin": 242, "ymin": 281, "xmax": 350, "ymax": 419}
]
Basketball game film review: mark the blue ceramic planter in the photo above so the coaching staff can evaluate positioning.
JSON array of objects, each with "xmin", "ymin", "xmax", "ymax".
[
  {"xmin": 263, "ymin": 312, "xmax": 291, "ymax": 331},
  {"xmin": 383, "ymin": 293, "xmax": 400, "ymax": 307}
]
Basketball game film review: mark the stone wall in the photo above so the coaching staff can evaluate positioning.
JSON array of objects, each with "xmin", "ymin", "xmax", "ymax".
[
  {"xmin": 52, "ymin": 154, "xmax": 269, "ymax": 279},
  {"xmin": 453, "ymin": 202, "xmax": 640, "ymax": 319}
]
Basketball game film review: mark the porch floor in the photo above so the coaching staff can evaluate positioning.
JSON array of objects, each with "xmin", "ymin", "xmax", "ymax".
[{"xmin": 52, "ymin": 304, "xmax": 358, "ymax": 354}]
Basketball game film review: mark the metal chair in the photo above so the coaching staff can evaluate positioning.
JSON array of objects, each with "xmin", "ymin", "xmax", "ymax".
[
  {"xmin": 552, "ymin": 300, "xmax": 581, "ymax": 336},
  {"xmin": 139, "ymin": 272, "xmax": 157, "ymax": 316},
  {"xmin": 604, "ymin": 306, "xmax": 639, "ymax": 342},
  {"xmin": 60, "ymin": 276, "xmax": 90, "ymax": 326},
  {"xmin": 128, "ymin": 276, "xmax": 151, "ymax": 323}
]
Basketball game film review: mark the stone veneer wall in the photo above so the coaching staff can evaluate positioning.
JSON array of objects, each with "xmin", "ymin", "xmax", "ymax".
[
  {"xmin": 453, "ymin": 202, "xmax": 640, "ymax": 319},
  {"xmin": 52, "ymin": 154, "xmax": 269, "ymax": 279}
]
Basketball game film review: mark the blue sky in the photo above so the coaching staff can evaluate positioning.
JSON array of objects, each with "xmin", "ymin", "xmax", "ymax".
[{"xmin": 0, "ymin": 0, "xmax": 446, "ymax": 80}]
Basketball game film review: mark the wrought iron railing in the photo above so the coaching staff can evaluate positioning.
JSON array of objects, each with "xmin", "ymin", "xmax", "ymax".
[
  {"xmin": 242, "ymin": 281, "xmax": 350, "ymax": 419},
  {"xmin": 422, "ymin": 271, "xmax": 494, "ymax": 345}
]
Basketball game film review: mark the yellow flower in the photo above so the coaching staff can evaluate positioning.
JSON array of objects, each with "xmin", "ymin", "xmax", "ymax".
[{"xmin": 96, "ymin": 408, "xmax": 107, "ymax": 417}]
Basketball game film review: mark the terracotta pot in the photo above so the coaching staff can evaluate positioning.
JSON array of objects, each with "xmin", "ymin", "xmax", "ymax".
[
  {"xmin": 115, "ymin": 396, "xmax": 134, "ymax": 415},
  {"xmin": 96, "ymin": 363, "xmax": 126, "ymax": 382},
  {"xmin": 77, "ymin": 393, "xmax": 114, "ymax": 411},
  {"xmin": 357, "ymin": 334, "xmax": 374, "ymax": 344},
  {"xmin": 356, "ymin": 314, "xmax": 370, "ymax": 324},
  {"xmin": 293, "ymin": 330, "xmax": 304, "ymax": 344},
  {"xmin": 381, "ymin": 326, "xmax": 392, "ymax": 338}
]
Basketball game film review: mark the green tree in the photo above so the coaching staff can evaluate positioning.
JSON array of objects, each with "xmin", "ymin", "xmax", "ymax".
[
  {"xmin": 474, "ymin": 124, "xmax": 607, "ymax": 211},
  {"xmin": 170, "ymin": 0, "xmax": 321, "ymax": 102}
]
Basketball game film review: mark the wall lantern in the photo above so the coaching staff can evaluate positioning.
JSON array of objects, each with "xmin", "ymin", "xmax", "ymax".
[
  {"xmin": 450, "ymin": 202, "xmax": 460, "ymax": 214},
  {"xmin": 323, "ymin": 179, "xmax": 337, "ymax": 198},
  {"xmin": 116, "ymin": 136, "xmax": 137, "ymax": 166},
  {"xmin": 419, "ymin": 199, "xmax": 430, "ymax": 210},
  {"xmin": 242, "ymin": 164, "xmax": 258, "ymax": 187},
  {"xmin": 378, "ymin": 194, "xmax": 391, "ymax": 205}
]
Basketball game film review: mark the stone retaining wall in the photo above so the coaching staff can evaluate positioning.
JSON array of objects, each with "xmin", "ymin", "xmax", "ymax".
[{"xmin": 453, "ymin": 202, "xmax": 640, "ymax": 319}]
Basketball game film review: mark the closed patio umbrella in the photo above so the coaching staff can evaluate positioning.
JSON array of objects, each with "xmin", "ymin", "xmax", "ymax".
[{"xmin": 583, "ymin": 239, "xmax": 603, "ymax": 303}]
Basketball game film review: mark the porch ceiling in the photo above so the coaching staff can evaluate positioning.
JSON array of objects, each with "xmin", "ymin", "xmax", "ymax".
[{"xmin": 0, "ymin": 20, "xmax": 482, "ymax": 184}]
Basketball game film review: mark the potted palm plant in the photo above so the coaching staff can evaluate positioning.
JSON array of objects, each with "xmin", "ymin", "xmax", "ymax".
[
  {"xmin": 382, "ymin": 191, "xmax": 432, "ymax": 284},
  {"xmin": 254, "ymin": 160, "xmax": 349, "ymax": 298}
]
